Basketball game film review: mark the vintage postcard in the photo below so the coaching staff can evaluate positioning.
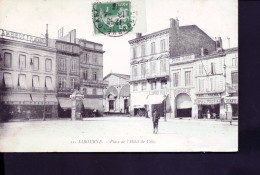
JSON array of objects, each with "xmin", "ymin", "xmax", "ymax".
[{"xmin": 0, "ymin": 0, "xmax": 238, "ymax": 152}]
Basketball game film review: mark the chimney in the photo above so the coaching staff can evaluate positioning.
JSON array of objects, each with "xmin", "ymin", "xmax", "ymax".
[
  {"xmin": 45, "ymin": 24, "xmax": 49, "ymax": 46},
  {"xmin": 216, "ymin": 37, "xmax": 223, "ymax": 52},
  {"xmin": 136, "ymin": 33, "xmax": 142, "ymax": 38},
  {"xmin": 201, "ymin": 48, "xmax": 204, "ymax": 56}
]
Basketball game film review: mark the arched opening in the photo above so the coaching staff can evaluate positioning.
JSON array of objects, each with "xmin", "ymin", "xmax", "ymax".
[{"xmin": 175, "ymin": 93, "xmax": 192, "ymax": 118}]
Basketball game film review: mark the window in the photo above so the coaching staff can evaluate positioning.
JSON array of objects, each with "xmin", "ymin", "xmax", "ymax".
[
  {"xmin": 160, "ymin": 39, "xmax": 165, "ymax": 52},
  {"xmin": 231, "ymin": 72, "xmax": 238, "ymax": 84},
  {"xmin": 160, "ymin": 59, "xmax": 166, "ymax": 73},
  {"xmin": 141, "ymin": 63, "xmax": 146, "ymax": 78},
  {"xmin": 210, "ymin": 78, "xmax": 213, "ymax": 91},
  {"xmin": 32, "ymin": 75, "xmax": 40, "ymax": 88},
  {"xmin": 83, "ymin": 70, "xmax": 88, "ymax": 80},
  {"xmin": 19, "ymin": 55, "xmax": 26, "ymax": 70},
  {"xmin": 18, "ymin": 74, "xmax": 27, "ymax": 88},
  {"xmin": 45, "ymin": 76, "xmax": 53, "ymax": 90},
  {"xmin": 161, "ymin": 81, "xmax": 167, "ymax": 89},
  {"xmin": 141, "ymin": 44, "xmax": 146, "ymax": 57},
  {"xmin": 141, "ymin": 82, "xmax": 147, "ymax": 91},
  {"xmin": 185, "ymin": 71, "xmax": 191, "ymax": 86},
  {"xmin": 4, "ymin": 53, "xmax": 12, "ymax": 68},
  {"xmin": 93, "ymin": 88, "xmax": 97, "ymax": 95},
  {"xmin": 70, "ymin": 78, "xmax": 76, "ymax": 89},
  {"xmin": 151, "ymin": 81, "xmax": 157, "ymax": 90},
  {"xmin": 172, "ymin": 72, "xmax": 179, "ymax": 87},
  {"xmin": 83, "ymin": 88, "xmax": 87, "ymax": 94},
  {"xmin": 132, "ymin": 65, "xmax": 137, "ymax": 78},
  {"xmin": 33, "ymin": 57, "xmax": 39, "ymax": 70},
  {"xmin": 93, "ymin": 54, "xmax": 97, "ymax": 64},
  {"xmin": 45, "ymin": 59, "xmax": 52, "ymax": 72},
  {"xmin": 199, "ymin": 79, "xmax": 204, "ymax": 92},
  {"xmin": 71, "ymin": 60, "xmax": 77, "ymax": 73},
  {"xmin": 133, "ymin": 83, "xmax": 138, "ymax": 91},
  {"xmin": 150, "ymin": 61, "xmax": 156, "ymax": 74},
  {"xmin": 83, "ymin": 54, "xmax": 87, "ymax": 63},
  {"xmin": 151, "ymin": 42, "xmax": 155, "ymax": 54},
  {"xmin": 199, "ymin": 64, "xmax": 203, "ymax": 75},
  {"xmin": 232, "ymin": 58, "xmax": 238, "ymax": 67},
  {"xmin": 59, "ymin": 59, "xmax": 66, "ymax": 71},
  {"xmin": 3, "ymin": 73, "xmax": 13, "ymax": 87},
  {"xmin": 211, "ymin": 63, "xmax": 216, "ymax": 74},
  {"xmin": 92, "ymin": 71, "xmax": 97, "ymax": 81},
  {"xmin": 133, "ymin": 47, "xmax": 137, "ymax": 58},
  {"xmin": 59, "ymin": 77, "xmax": 66, "ymax": 89}
]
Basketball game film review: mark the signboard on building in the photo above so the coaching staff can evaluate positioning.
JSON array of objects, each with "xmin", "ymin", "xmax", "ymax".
[
  {"xmin": 195, "ymin": 98, "xmax": 221, "ymax": 105},
  {"xmin": 224, "ymin": 97, "xmax": 238, "ymax": 104},
  {"xmin": 0, "ymin": 29, "xmax": 46, "ymax": 45}
]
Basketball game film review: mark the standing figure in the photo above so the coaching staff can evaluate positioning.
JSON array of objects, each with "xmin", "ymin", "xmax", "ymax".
[
  {"xmin": 207, "ymin": 110, "xmax": 211, "ymax": 119},
  {"xmin": 152, "ymin": 109, "xmax": 160, "ymax": 134}
]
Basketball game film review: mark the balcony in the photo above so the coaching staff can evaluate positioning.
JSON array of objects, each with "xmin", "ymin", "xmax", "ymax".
[
  {"xmin": 81, "ymin": 79, "xmax": 108, "ymax": 86},
  {"xmin": 0, "ymin": 87, "xmax": 57, "ymax": 93},
  {"xmin": 131, "ymin": 72, "xmax": 169, "ymax": 82}
]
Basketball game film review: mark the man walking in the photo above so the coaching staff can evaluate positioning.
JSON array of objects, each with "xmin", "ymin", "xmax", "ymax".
[{"xmin": 152, "ymin": 109, "xmax": 160, "ymax": 134}]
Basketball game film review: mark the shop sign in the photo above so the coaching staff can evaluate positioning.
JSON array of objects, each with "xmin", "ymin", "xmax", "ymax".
[
  {"xmin": 0, "ymin": 29, "xmax": 46, "ymax": 45},
  {"xmin": 174, "ymin": 88, "xmax": 190, "ymax": 97},
  {"xmin": 170, "ymin": 54, "xmax": 195, "ymax": 64},
  {"xmin": 224, "ymin": 97, "xmax": 238, "ymax": 104},
  {"xmin": 195, "ymin": 98, "xmax": 221, "ymax": 105},
  {"xmin": 150, "ymin": 89, "xmax": 168, "ymax": 95}
]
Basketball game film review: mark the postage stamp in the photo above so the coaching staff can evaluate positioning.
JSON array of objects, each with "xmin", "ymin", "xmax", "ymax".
[{"xmin": 92, "ymin": 1, "xmax": 137, "ymax": 37}]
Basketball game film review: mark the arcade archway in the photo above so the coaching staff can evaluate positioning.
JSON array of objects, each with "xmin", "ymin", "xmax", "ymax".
[{"xmin": 175, "ymin": 93, "xmax": 192, "ymax": 118}]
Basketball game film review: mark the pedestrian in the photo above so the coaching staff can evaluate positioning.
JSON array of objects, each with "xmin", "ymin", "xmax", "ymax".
[
  {"xmin": 152, "ymin": 109, "xmax": 160, "ymax": 134},
  {"xmin": 207, "ymin": 110, "xmax": 210, "ymax": 119}
]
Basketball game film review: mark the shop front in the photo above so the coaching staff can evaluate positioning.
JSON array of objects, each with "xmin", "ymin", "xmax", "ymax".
[
  {"xmin": 175, "ymin": 93, "xmax": 192, "ymax": 118},
  {"xmin": 224, "ymin": 97, "xmax": 238, "ymax": 120},
  {"xmin": 196, "ymin": 98, "xmax": 221, "ymax": 119}
]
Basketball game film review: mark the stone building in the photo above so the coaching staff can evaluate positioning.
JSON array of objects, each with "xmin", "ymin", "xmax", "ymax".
[
  {"xmin": 103, "ymin": 73, "xmax": 130, "ymax": 113},
  {"xmin": 56, "ymin": 30, "xmax": 81, "ymax": 110},
  {"xmin": 194, "ymin": 45, "xmax": 238, "ymax": 120},
  {"xmin": 169, "ymin": 36, "xmax": 238, "ymax": 120},
  {"xmin": 0, "ymin": 28, "xmax": 58, "ymax": 120},
  {"xmin": 78, "ymin": 39, "xmax": 106, "ymax": 111},
  {"xmin": 128, "ymin": 18, "xmax": 216, "ymax": 117}
]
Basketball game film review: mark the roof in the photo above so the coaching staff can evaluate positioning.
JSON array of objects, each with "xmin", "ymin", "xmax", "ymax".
[
  {"xmin": 103, "ymin": 73, "xmax": 130, "ymax": 81},
  {"xmin": 128, "ymin": 25, "xmax": 201, "ymax": 44}
]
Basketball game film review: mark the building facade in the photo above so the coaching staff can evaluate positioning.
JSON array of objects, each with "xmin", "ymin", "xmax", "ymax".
[
  {"xmin": 103, "ymin": 73, "xmax": 130, "ymax": 113},
  {"xmin": 0, "ymin": 29, "xmax": 58, "ymax": 121},
  {"xmin": 169, "ymin": 37, "xmax": 238, "ymax": 120},
  {"xmin": 169, "ymin": 53, "xmax": 197, "ymax": 118},
  {"xmin": 56, "ymin": 39, "xmax": 81, "ymax": 110},
  {"xmin": 128, "ymin": 18, "xmax": 216, "ymax": 117},
  {"xmin": 78, "ymin": 39, "xmax": 106, "ymax": 111}
]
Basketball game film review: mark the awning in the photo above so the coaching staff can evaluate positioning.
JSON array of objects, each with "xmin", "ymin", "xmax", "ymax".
[
  {"xmin": 1, "ymin": 94, "xmax": 32, "ymax": 102},
  {"xmin": 195, "ymin": 98, "xmax": 221, "ymax": 105},
  {"xmin": 58, "ymin": 98, "xmax": 71, "ymax": 109},
  {"xmin": 46, "ymin": 95, "xmax": 58, "ymax": 103},
  {"xmin": 18, "ymin": 74, "xmax": 27, "ymax": 88},
  {"xmin": 32, "ymin": 76, "xmax": 40, "ymax": 88},
  {"xmin": 82, "ymin": 99, "xmax": 102, "ymax": 110},
  {"xmin": 45, "ymin": 77, "xmax": 54, "ymax": 90},
  {"xmin": 32, "ymin": 94, "xmax": 44, "ymax": 101},
  {"xmin": 131, "ymin": 93, "xmax": 149, "ymax": 108},
  {"xmin": 176, "ymin": 93, "xmax": 192, "ymax": 109},
  {"xmin": 145, "ymin": 94, "xmax": 165, "ymax": 105},
  {"xmin": 4, "ymin": 73, "xmax": 13, "ymax": 87}
]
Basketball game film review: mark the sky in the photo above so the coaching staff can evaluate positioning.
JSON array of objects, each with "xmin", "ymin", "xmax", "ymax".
[{"xmin": 0, "ymin": 0, "xmax": 238, "ymax": 76}]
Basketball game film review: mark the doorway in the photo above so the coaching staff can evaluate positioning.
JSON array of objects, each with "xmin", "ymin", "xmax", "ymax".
[
  {"xmin": 109, "ymin": 100, "xmax": 114, "ymax": 111},
  {"xmin": 175, "ymin": 93, "xmax": 192, "ymax": 118}
]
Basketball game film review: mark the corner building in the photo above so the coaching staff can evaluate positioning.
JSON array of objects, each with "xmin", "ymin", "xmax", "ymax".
[
  {"xmin": 128, "ymin": 18, "xmax": 216, "ymax": 117},
  {"xmin": 0, "ymin": 29, "xmax": 58, "ymax": 120}
]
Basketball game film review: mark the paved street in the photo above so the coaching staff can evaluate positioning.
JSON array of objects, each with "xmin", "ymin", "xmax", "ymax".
[{"xmin": 0, "ymin": 116, "xmax": 238, "ymax": 152}]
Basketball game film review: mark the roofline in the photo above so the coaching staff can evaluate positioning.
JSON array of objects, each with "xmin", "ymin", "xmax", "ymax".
[
  {"xmin": 128, "ymin": 28, "xmax": 170, "ymax": 44},
  {"xmin": 78, "ymin": 38, "xmax": 103, "ymax": 46},
  {"xmin": 103, "ymin": 73, "xmax": 130, "ymax": 80}
]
